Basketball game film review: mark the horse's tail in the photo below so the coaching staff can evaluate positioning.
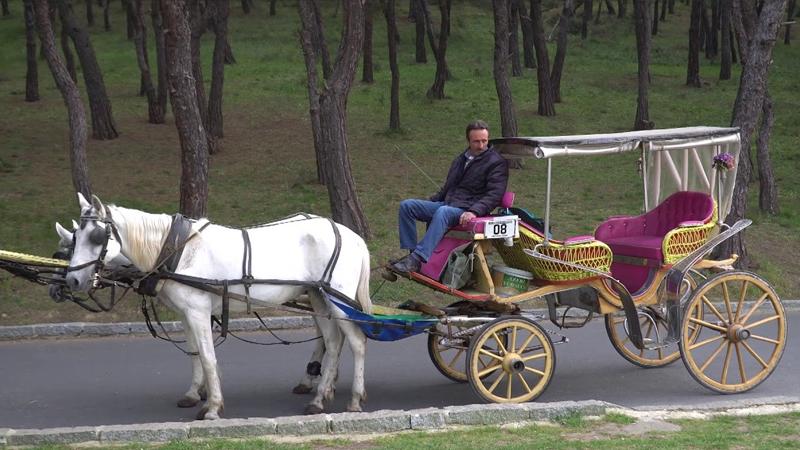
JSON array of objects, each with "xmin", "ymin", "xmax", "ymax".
[{"xmin": 355, "ymin": 244, "xmax": 373, "ymax": 315}]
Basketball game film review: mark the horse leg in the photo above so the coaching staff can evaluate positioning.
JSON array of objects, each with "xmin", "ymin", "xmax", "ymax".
[
  {"xmin": 304, "ymin": 295, "xmax": 344, "ymax": 414},
  {"xmin": 176, "ymin": 316, "xmax": 206, "ymax": 408},
  {"xmin": 292, "ymin": 320, "xmax": 325, "ymax": 395},
  {"xmin": 184, "ymin": 310, "xmax": 224, "ymax": 420},
  {"xmin": 338, "ymin": 320, "xmax": 368, "ymax": 412}
]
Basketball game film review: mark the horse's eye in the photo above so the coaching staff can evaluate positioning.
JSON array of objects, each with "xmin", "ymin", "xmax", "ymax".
[{"xmin": 88, "ymin": 226, "xmax": 107, "ymax": 245}]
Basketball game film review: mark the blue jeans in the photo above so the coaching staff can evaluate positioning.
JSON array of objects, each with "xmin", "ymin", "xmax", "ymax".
[{"xmin": 399, "ymin": 199, "xmax": 464, "ymax": 261}]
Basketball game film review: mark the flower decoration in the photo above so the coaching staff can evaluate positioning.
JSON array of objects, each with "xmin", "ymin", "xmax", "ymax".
[{"xmin": 712, "ymin": 152, "xmax": 735, "ymax": 171}]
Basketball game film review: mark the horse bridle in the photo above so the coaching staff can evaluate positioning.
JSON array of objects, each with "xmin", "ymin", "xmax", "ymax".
[{"xmin": 66, "ymin": 207, "xmax": 123, "ymax": 283}]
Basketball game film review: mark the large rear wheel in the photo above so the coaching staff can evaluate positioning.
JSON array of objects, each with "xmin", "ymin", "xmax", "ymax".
[
  {"xmin": 466, "ymin": 317, "xmax": 555, "ymax": 403},
  {"xmin": 679, "ymin": 271, "xmax": 786, "ymax": 393}
]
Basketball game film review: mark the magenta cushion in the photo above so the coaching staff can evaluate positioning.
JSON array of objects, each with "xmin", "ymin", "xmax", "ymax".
[{"xmin": 601, "ymin": 236, "xmax": 664, "ymax": 260}]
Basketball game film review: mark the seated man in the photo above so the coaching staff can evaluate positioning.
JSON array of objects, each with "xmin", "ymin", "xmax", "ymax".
[{"xmin": 390, "ymin": 120, "xmax": 509, "ymax": 274}]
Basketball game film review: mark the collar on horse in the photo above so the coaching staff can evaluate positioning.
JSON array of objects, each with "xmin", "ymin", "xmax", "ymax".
[{"xmin": 138, "ymin": 214, "xmax": 197, "ymax": 297}]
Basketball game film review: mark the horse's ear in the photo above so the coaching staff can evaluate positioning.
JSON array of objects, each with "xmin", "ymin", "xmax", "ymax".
[
  {"xmin": 91, "ymin": 195, "xmax": 106, "ymax": 219},
  {"xmin": 55, "ymin": 222, "xmax": 72, "ymax": 241},
  {"xmin": 71, "ymin": 220, "xmax": 79, "ymax": 230},
  {"xmin": 77, "ymin": 192, "xmax": 91, "ymax": 210}
]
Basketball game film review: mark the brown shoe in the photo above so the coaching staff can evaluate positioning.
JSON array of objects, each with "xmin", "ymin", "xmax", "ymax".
[{"xmin": 390, "ymin": 253, "xmax": 422, "ymax": 274}]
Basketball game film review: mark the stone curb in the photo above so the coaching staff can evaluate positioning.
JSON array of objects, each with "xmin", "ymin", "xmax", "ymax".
[
  {"xmin": 3, "ymin": 299, "xmax": 798, "ymax": 341},
  {"xmin": 0, "ymin": 400, "xmax": 614, "ymax": 447},
  {"xmin": 0, "ymin": 316, "xmax": 315, "ymax": 341}
]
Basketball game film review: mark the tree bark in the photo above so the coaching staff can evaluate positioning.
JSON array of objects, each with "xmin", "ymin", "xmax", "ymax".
[
  {"xmin": 189, "ymin": 0, "xmax": 207, "ymax": 128},
  {"xmin": 32, "ymin": 0, "xmax": 92, "ymax": 199},
  {"xmin": 718, "ymin": 0, "xmax": 787, "ymax": 267},
  {"xmin": 493, "ymin": 0, "xmax": 518, "ymax": 137},
  {"xmin": 58, "ymin": 0, "xmax": 119, "ymax": 140},
  {"xmin": 362, "ymin": 0, "xmax": 374, "ymax": 83},
  {"xmin": 102, "ymin": 0, "xmax": 110, "ymax": 31},
  {"xmin": 551, "ymin": 0, "xmax": 573, "ymax": 103},
  {"xmin": 509, "ymin": 0, "xmax": 522, "ymax": 76},
  {"xmin": 2, "ymin": 0, "xmax": 9, "ymax": 16},
  {"xmin": 652, "ymin": 0, "xmax": 658, "ymax": 35},
  {"xmin": 707, "ymin": 0, "xmax": 719, "ymax": 58},
  {"xmin": 151, "ymin": 0, "xmax": 168, "ymax": 119},
  {"xmin": 581, "ymin": 0, "xmax": 592, "ymax": 39},
  {"xmin": 310, "ymin": 0, "xmax": 332, "ymax": 79},
  {"xmin": 719, "ymin": 0, "xmax": 732, "ymax": 79},
  {"xmin": 413, "ymin": 0, "xmax": 427, "ymax": 62},
  {"xmin": 207, "ymin": 0, "xmax": 229, "ymax": 145},
  {"xmin": 269, "ymin": 0, "xmax": 277, "ymax": 16},
  {"xmin": 634, "ymin": 0, "xmax": 654, "ymax": 130},
  {"xmin": 516, "ymin": 0, "xmax": 535, "ymax": 68},
  {"xmin": 298, "ymin": 0, "xmax": 371, "ymax": 239},
  {"xmin": 618, "ymin": 0, "xmax": 626, "ymax": 18},
  {"xmin": 24, "ymin": 0, "xmax": 40, "ymax": 102},
  {"xmin": 420, "ymin": 0, "xmax": 450, "ymax": 99},
  {"xmin": 383, "ymin": 0, "xmax": 401, "ymax": 130},
  {"xmin": 241, "ymin": 0, "xmax": 252, "ymax": 14},
  {"xmin": 756, "ymin": 92, "xmax": 779, "ymax": 214},
  {"xmin": 299, "ymin": 1, "xmax": 326, "ymax": 185},
  {"xmin": 60, "ymin": 19, "xmax": 78, "ymax": 82},
  {"xmin": 531, "ymin": 0, "xmax": 555, "ymax": 115},
  {"xmin": 686, "ymin": 0, "xmax": 703, "ymax": 87},
  {"xmin": 126, "ymin": 0, "xmax": 162, "ymax": 124},
  {"xmin": 86, "ymin": 0, "xmax": 94, "ymax": 26},
  {"xmin": 785, "ymin": 0, "xmax": 796, "ymax": 44},
  {"xmin": 160, "ymin": 0, "xmax": 209, "ymax": 219}
]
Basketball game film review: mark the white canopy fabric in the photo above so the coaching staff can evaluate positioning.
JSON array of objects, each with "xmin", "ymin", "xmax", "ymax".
[{"xmin": 491, "ymin": 127, "xmax": 741, "ymax": 219}]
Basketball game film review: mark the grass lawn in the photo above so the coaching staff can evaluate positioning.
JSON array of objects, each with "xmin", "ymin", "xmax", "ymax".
[{"xmin": 0, "ymin": 1, "xmax": 798, "ymax": 325}]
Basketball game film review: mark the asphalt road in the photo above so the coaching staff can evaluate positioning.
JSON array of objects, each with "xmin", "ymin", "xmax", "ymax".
[{"xmin": 1, "ymin": 312, "xmax": 796, "ymax": 429}]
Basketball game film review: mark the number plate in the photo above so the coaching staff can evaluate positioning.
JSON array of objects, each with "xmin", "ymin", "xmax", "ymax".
[{"xmin": 484, "ymin": 216, "xmax": 518, "ymax": 239}]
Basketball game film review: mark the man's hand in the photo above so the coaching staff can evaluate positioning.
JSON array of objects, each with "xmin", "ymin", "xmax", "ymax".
[{"xmin": 459, "ymin": 211, "xmax": 477, "ymax": 225}]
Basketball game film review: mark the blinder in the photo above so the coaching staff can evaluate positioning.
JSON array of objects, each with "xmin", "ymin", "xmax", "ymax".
[{"xmin": 88, "ymin": 223, "xmax": 109, "ymax": 246}]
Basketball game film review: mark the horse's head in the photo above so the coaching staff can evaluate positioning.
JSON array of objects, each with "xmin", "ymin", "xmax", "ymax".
[{"xmin": 65, "ymin": 193, "xmax": 123, "ymax": 292}]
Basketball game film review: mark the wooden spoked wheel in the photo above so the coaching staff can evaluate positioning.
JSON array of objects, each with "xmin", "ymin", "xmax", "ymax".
[
  {"xmin": 605, "ymin": 275, "xmax": 701, "ymax": 368},
  {"xmin": 679, "ymin": 271, "xmax": 787, "ymax": 394},
  {"xmin": 466, "ymin": 317, "xmax": 555, "ymax": 403},
  {"xmin": 427, "ymin": 321, "xmax": 474, "ymax": 383}
]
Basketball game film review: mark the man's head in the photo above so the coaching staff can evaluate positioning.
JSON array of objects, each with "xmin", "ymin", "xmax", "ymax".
[{"xmin": 465, "ymin": 120, "xmax": 490, "ymax": 156}]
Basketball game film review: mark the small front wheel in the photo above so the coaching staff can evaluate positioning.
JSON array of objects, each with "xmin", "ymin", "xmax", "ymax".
[
  {"xmin": 466, "ymin": 317, "xmax": 555, "ymax": 403},
  {"xmin": 679, "ymin": 271, "xmax": 787, "ymax": 394}
]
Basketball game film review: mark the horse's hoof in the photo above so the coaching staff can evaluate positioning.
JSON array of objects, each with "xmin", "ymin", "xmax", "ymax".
[
  {"xmin": 177, "ymin": 396, "xmax": 200, "ymax": 408},
  {"xmin": 196, "ymin": 406, "xmax": 221, "ymax": 420},
  {"xmin": 346, "ymin": 403, "xmax": 363, "ymax": 413},
  {"xmin": 292, "ymin": 384, "xmax": 313, "ymax": 395},
  {"xmin": 304, "ymin": 404, "xmax": 324, "ymax": 415}
]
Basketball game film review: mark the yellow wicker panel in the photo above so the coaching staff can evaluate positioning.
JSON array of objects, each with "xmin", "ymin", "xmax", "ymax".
[
  {"xmin": 0, "ymin": 250, "xmax": 69, "ymax": 268},
  {"xmin": 493, "ymin": 227, "xmax": 613, "ymax": 282},
  {"xmin": 662, "ymin": 202, "xmax": 718, "ymax": 265}
]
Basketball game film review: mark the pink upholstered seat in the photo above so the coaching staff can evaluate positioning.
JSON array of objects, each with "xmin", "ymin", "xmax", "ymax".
[{"xmin": 594, "ymin": 191, "xmax": 715, "ymax": 263}]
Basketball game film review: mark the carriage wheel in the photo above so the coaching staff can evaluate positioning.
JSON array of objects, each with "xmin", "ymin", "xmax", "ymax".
[
  {"xmin": 427, "ymin": 302, "xmax": 502, "ymax": 383},
  {"xmin": 679, "ymin": 271, "xmax": 787, "ymax": 394},
  {"xmin": 466, "ymin": 317, "xmax": 555, "ymax": 403},
  {"xmin": 605, "ymin": 275, "xmax": 701, "ymax": 368}
]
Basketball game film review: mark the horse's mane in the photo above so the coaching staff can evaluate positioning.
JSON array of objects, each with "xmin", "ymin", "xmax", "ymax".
[{"xmin": 108, "ymin": 205, "xmax": 173, "ymax": 271}]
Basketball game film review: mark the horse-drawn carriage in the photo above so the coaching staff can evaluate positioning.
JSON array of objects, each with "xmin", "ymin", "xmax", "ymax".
[{"xmin": 0, "ymin": 126, "xmax": 786, "ymax": 417}]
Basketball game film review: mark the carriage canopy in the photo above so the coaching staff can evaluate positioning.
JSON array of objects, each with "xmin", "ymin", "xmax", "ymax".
[{"xmin": 490, "ymin": 126, "xmax": 741, "ymax": 220}]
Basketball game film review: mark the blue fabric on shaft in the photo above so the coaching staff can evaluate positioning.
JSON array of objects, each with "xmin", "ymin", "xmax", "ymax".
[{"xmin": 325, "ymin": 293, "xmax": 439, "ymax": 342}]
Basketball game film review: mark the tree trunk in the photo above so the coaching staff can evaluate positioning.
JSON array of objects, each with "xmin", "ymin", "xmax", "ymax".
[
  {"xmin": 383, "ymin": 0, "xmax": 401, "ymax": 130},
  {"xmin": 757, "ymin": 92, "xmax": 779, "ymax": 214},
  {"xmin": 668, "ymin": 0, "xmax": 675, "ymax": 13},
  {"xmin": 516, "ymin": 0, "xmax": 535, "ymax": 68},
  {"xmin": 420, "ymin": 0, "xmax": 450, "ymax": 99},
  {"xmin": 32, "ymin": 0, "xmax": 92, "ymax": 198},
  {"xmin": 126, "ymin": 0, "xmax": 162, "ymax": 124},
  {"xmin": 269, "ymin": 0, "xmax": 277, "ymax": 16},
  {"xmin": 151, "ymin": 0, "xmax": 168, "ymax": 117},
  {"xmin": 58, "ymin": 0, "xmax": 119, "ymax": 140},
  {"xmin": 160, "ymin": 0, "xmax": 209, "ymax": 219},
  {"xmin": 126, "ymin": 1, "xmax": 134, "ymax": 39},
  {"xmin": 618, "ymin": 0, "xmax": 626, "ymax": 18},
  {"xmin": 241, "ymin": 0, "xmax": 251, "ymax": 14},
  {"xmin": 362, "ymin": 0, "xmax": 374, "ymax": 83},
  {"xmin": 86, "ymin": 0, "xmax": 94, "ymax": 26},
  {"xmin": 298, "ymin": 0, "xmax": 371, "ymax": 239},
  {"xmin": 551, "ymin": 0, "xmax": 573, "ymax": 103},
  {"xmin": 581, "ymin": 0, "xmax": 592, "ymax": 39},
  {"xmin": 310, "ymin": 0, "xmax": 332, "ymax": 79},
  {"xmin": 298, "ymin": 0, "xmax": 326, "ymax": 185},
  {"xmin": 634, "ymin": 0, "xmax": 654, "ymax": 130},
  {"xmin": 509, "ymin": 0, "xmax": 522, "ymax": 77},
  {"xmin": 785, "ymin": 0, "xmax": 796, "ymax": 44},
  {"xmin": 414, "ymin": 0, "xmax": 427, "ymax": 62},
  {"xmin": 652, "ymin": 0, "xmax": 658, "ymax": 35},
  {"xmin": 24, "ymin": 0, "xmax": 40, "ymax": 102},
  {"xmin": 493, "ymin": 0, "xmax": 519, "ymax": 137},
  {"xmin": 208, "ymin": 0, "xmax": 229, "ymax": 143},
  {"xmin": 719, "ymin": 0, "xmax": 732, "ymax": 79},
  {"xmin": 102, "ymin": 0, "xmax": 110, "ymax": 31},
  {"xmin": 189, "ymin": 0, "xmax": 208, "ymax": 128},
  {"xmin": 686, "ymin": 0, "xmax": 703, "ymax": 87},
  {"xmin": 718, "ymin": 0, "xmax": 787, "ymax": 267},
  {"xmin": 660, "ymin": 0, "xmax": 667, "ymax": 20},
  {"xmin": 60, "ymin": 20, "xmax": 78, "ymax": 82},
  {"xmin": 531, "ymin": 0, "xmax": 556, "ymax": 115},
  {"xmin": 2, "ymin": 0, "xmax": 9, "ymax": 16},
  {"xmin": 708, "ymin": 0, "xmax": 719, "ymax": 57}
]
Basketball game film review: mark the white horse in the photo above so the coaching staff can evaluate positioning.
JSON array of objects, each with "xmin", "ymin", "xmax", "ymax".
[
  {"xmin": 65, "ymin": 193, "xmax": 371, "ymax": 419},
  {"xmin": 54, "ymin": 220, "xmax": 332, "ymax": 409}
]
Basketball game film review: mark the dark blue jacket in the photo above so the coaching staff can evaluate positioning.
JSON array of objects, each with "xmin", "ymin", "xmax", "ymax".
[{"xmin": 430, "ymin": 147, "xmax": 509, "ymax": 217}]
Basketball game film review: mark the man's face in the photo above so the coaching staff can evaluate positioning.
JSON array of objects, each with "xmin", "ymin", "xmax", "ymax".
[{"xmin": 467, "ymin": 128, "xmax": 489, "ymax": 156}]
